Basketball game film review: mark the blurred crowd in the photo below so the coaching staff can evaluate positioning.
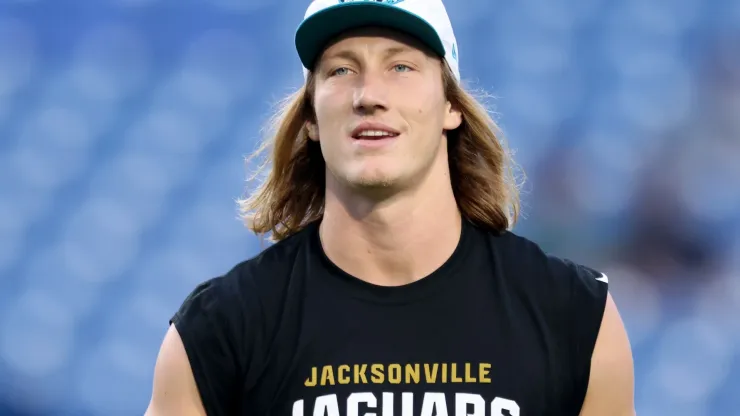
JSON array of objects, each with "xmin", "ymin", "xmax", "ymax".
[{"xmin": 0, "ymin": 0, "xmax": 738, "ymax": 415}]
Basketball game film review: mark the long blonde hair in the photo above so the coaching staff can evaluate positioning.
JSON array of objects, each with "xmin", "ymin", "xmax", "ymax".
[{"xmin": 238, "ymin": 64, "xmax": 523, "ymax": 241}]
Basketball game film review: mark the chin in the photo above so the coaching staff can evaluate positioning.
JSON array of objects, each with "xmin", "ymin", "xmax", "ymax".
[
  {"xmin": 329, "ymin": 160, "xmax": 409, "ymax": 192},
  {"xmin": 346, "ymin": 169, "xmax": 400, "ymax": 190},
  {"xmin": 353, "ymin": 176, "xmax": 396, "ymax": 189}
]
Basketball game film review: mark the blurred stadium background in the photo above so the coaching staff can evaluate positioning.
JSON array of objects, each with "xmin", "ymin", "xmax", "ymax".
[{"xmin": 1, "ymin": 0, "xmax": 739, "ymax": 414}]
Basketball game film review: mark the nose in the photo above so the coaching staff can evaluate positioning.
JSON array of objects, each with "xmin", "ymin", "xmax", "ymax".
[{"xmin": 353, "ymin": 71, "xmax": 389, "ymax": 115}]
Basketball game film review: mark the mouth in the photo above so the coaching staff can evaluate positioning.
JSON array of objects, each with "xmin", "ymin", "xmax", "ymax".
[
  {"xmin": 351, "ymin": 130, "xmax": 400, "ymax": 149},
  {"xmin": 352, "ymin": 130, "xmax": 400, "ymax": 141},
  {"xmin": 350, "ymin": 122, "xmax": 401, "ymax": 142}
]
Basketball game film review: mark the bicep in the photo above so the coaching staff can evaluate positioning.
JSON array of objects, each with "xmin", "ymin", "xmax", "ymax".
[
  {"xmin": 146, "ymin": 325, "xmax": 208, "ymax": 416},
  {"xmin": 579, "ymin": 293, "xmax": 636, "ymax": 416}
]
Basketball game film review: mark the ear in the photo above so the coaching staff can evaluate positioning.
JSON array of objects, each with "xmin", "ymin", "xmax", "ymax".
[
  {"xmin": 305, "ymin": 121, "xmax": 319, "ymax": 141},
  {"xmin": 443, "ymin": 101, "xmax": 463, "ymax": 131}
]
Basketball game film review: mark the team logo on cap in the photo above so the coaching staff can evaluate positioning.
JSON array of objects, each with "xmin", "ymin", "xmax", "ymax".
[{"xmin": 339, "ymin": 0, "xmax": 405, "ymax": 4}]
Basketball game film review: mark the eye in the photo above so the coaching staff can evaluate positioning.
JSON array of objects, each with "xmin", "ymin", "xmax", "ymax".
[
  {"xmin": 330, "ymin": 67, "xmax": 353, "ymax": 77},
  {"xmin": 392, "ymin": 64, "xmax": 412, "ymax": 72}
]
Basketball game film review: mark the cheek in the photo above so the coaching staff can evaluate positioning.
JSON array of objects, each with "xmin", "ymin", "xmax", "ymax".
[
  {"xmin": 312, "ymin": 89, "xmax": 332, "ymax": 124},
  {"xmin": 399, "ymin": 88, "xmax": 447, "ymax": 130},
  {"xmin": 314, "ymin": 87, "xmax": 350, "ymax": 135}
]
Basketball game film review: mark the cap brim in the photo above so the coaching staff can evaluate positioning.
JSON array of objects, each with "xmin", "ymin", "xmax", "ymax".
[{"xmin": 295, "ymin": 2, "xmax": 446, "ymax": 72}]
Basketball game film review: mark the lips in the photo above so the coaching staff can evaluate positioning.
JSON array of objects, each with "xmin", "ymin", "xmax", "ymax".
[{"xmin": 350, "ymin": 122, "xmax": 400, "ymax": 140}]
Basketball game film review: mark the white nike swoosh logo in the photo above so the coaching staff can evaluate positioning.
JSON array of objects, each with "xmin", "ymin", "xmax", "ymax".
[{"xmin": 595, "ymin": 273, "xmax": 609, "ymax": 284}]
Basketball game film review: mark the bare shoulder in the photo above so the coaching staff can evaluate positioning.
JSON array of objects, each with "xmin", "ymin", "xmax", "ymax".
[
  {"xmin": 579, "ymin": 293, "xmax": 636, "ymax": 416},
  {"xmin": 143, "ymin": 230, "xmax": 314, "ymax": 416},
  {"xmin": 145, "ymin": 324, "xmax": 207, "ymax": 416}
]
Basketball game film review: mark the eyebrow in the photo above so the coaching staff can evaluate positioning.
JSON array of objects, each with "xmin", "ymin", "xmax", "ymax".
[
  {"xmin": 381, "ymin": 46, "xmax": 415, "ymax": 60},
  {"xmin": 323, "ymin": 45, "xmax": 417, "ymax": 65}
]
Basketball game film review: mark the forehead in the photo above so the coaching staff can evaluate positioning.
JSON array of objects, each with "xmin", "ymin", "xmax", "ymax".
[{"xmin": 319, "ymin": 26, "xmax": 436, "ymax": 61}]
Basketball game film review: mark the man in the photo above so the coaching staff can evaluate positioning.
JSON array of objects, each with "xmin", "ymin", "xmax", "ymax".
[{"xmin": 145, "ymin": 0, "xmax": 635, "ymax": 415}]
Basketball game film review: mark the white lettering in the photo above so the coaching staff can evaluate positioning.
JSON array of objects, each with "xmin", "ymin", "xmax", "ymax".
[
  {"xmin": 348, "ymin": 392, "xmax": 377, "ymax": 416},
  {"xmin": 455, "ymin": 393, "xmax": 485, "ymax": 416},
  {"xmin": 314, "ymin": 394, "xmax": 340, "ymax": 416},
  {"xmin": 382, "ymin": 393, "xmax": 394, "ymax": 416},
  {"xmin": 291, "ymin": 392, "xmax": 521, "ymax": 416},
  {"xmin": 293, "ymin": 400, "xmax": 304, "ymax": 416},
  {"xmin": 420, "ymin": 393, "xmax": 448, "ymax": 416},
  {"xmin": 402, "ymin": 392, "xmax": 414, "ymax": 416},
  {"xmin": 491, "ymin": 397, "xmax": 520, "ymax": 416},
  {"xmin": 381, "ymin": 392, "xmax": 414, "ymax": 416},
  {"xmin": 382, "ymin": 393, "xmax": 393, "ymax": 416}
]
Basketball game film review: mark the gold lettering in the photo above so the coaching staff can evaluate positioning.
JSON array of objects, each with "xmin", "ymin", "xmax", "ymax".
[
  {"xmin": 354, "ymin": 364, "xmax": 368, "ymax": 384},
  {"xmin": 304, "ymin": 366, "xmax": 317, "ymax": 387},
  {"xmin": 424, "ymin": 363, "xmax": 438, "ymax": 383},
  {"xmin": 338, "ymin": 365, "xmax": 350, "ymax": 384},
  {"xmin": 307, "ymin": 362, "xmax": 490, "ymax": 387},
  {"xmin": 320, "ymin": 365, "xmax": 335, "ymax": 386},
  {"xmin": 405, "ymin": 364, "xmax": 420, "ymax": 384},
  {"xmin": 479, "ymin": 363, "xmax": 491, "ymax": 383},
  {"xmin": 464, "ymin": 363, "xmax": 476, "ymax": 383},
  {"xmin": 451, "ymin": 363, "xmax": 463, "ymax": 383},
  {"xmin": 388, "ymin": 364, "xmax": 402, "ymax": 384},
  {"xmin": 371, "ymin": 364, "xmax": 384, "ymax": 384}
]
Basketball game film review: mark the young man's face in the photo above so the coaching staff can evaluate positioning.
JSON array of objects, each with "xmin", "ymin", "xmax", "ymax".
[{"xmin": 307, "ymin": 27, "xmax": 462, "ymax": 195}]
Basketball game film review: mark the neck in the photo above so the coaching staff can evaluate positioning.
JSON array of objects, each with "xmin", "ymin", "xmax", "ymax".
[{"xmin": 320, "ymin": 173, "xmax": 462, "ymax": 287}]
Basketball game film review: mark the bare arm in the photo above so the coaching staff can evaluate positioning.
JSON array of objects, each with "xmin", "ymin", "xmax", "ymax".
[
  {"xmin": 579, "ymin": 293, "xmax": 636, "ymax": 416},
  {"xmin": 145, "ymin": 325, "xmax": 208, "ymax": 416}
]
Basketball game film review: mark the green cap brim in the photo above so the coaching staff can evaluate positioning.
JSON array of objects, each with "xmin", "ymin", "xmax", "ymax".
[{"xmin": 295, "ymin": 2, "xmax": 446, "ymax": 72}]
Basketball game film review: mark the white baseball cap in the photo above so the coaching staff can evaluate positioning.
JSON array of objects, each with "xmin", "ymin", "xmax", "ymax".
[{"xmin": 295, "ymin": 0, "xmax": 460, "ymax": 81}]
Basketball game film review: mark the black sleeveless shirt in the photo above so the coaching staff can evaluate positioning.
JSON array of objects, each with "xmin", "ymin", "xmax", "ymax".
[{"xmin": 171, "ymin": 220, "xmax": 608, "ymax": 416}]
